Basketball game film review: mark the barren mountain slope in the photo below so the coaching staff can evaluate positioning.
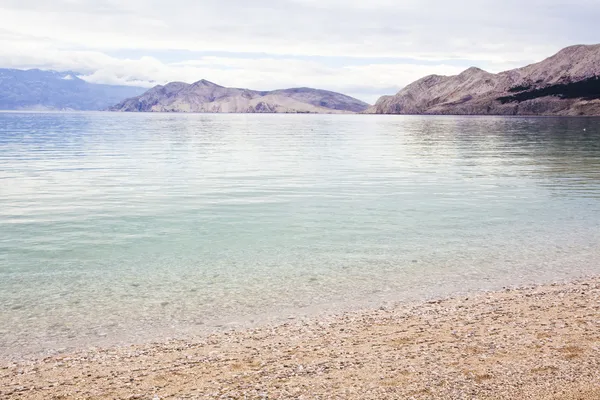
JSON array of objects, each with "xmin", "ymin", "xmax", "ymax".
[
  {"xmin": 111, "ymin": 80, "xmax": 370, "ymax": 113},
  {"xmin": 367, "ymin": 44, "xmax": 600, "ymax": 116}
]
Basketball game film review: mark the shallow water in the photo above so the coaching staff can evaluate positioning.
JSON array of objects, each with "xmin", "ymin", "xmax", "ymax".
[{"xmin": 1, "ymin": 112, "xmax": 600, "ymax": 359}]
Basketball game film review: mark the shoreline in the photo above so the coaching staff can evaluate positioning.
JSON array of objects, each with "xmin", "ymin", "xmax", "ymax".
[
  {"xmin": 2, "ymin": 276, "xmax": 599, "ymax": 399},
  {"xmin": 3, "ymin": 109, "xmax": 600, "ymax": 117},
  {"xmin": 4, "ymin": 266, "xmax": 598, "ymax": 363}
]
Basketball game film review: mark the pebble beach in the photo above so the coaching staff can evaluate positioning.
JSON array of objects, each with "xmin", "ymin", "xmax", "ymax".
[{"xmin": 1, "ymin": 276, "xmax": 599, "ymax": 399}]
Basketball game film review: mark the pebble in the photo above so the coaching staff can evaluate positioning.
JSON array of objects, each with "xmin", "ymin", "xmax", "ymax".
[{"xmin": 1, "ymin": 277, "xmax": 599, "ymax": 399}]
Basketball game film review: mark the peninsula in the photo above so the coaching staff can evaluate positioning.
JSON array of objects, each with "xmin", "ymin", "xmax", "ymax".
[
  {"xmin": 367, "ymin": 44, "xmax": 600, "ymax": 116},
  {"xmin": 110, "ymin": 81, "xmax": 370, "ymax": 113}
]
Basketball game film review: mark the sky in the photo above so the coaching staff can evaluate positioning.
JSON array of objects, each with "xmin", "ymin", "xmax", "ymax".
[{"xmin": 0, "ymin": 0, "xmax": 598, "ymax": 103}]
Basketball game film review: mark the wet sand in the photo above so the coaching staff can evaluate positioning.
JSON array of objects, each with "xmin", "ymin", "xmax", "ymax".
[{"xmin": 1, "ymin": 277, "xmax": 599, "ymax": 399}]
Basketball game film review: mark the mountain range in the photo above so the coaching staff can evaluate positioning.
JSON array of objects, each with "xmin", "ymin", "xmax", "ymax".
[
  {"xmin": 3, "ymin": 44, "xmax": 600, "ymax": 115},
  {"xmin": 0, "ymin": 69, "xmax": 146, "ymax": 111},
  {"xmin": 109, "ymin": 80, "xmax": 370, "ymax": 113},
  {"xmin": 367, "ymin": 44, "xmax": 600, "ymax": 116}
]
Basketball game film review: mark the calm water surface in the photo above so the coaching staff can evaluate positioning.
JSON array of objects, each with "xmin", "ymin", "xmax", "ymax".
[{"xmin": 1, "ymin": 112, "xmax": 600, "ymax": 359}]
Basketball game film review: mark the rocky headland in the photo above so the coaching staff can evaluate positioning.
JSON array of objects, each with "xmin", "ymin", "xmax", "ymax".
[
  {"xmin": 367, "ymin": 44, "xmax": 600, "ymax": 116},
  {"xmin": 110, "ymin": 80, "xmax": 370, "ymax": 114}
]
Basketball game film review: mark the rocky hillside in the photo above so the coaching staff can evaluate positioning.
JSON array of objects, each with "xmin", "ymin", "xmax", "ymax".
[
  {"xmin": 367, "ymin": 44, "xmax": 600, "ymax": 116},
  {"xmin": 0, "ymin": 69, "xmax": 145, "ymax": 111},
  {"xmin": 110, "ymin": 80, "xmax": 370, "ymax": 113}
]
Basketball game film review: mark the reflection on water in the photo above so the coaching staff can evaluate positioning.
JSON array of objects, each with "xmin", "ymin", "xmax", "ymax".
[{"xmin": 1, "ymin": 112, "xmax": 600, "ymax": 359}]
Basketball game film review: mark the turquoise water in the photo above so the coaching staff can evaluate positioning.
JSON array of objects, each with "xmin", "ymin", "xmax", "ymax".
[{"xmin": 1, "ymin": 112, "xmax": 600, "ymax": 359}]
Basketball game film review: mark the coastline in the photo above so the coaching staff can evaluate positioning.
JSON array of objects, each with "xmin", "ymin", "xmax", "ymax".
[{"xmin": 2, "ymin": 276, "xmax": 599, "ymax": 399}]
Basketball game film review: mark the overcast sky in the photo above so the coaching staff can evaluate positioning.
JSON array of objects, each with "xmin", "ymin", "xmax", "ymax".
[{"xmin": 0, "ymin": 0, "xmax": 598, "ymax": 103}]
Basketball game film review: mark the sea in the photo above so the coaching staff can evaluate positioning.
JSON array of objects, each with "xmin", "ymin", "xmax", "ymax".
[{"xmin": 1, "ymin": 112, "xmax": 599, "ymax": 359}]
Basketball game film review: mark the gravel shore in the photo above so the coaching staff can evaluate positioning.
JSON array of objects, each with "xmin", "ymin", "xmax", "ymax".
[{"xmin": 1, "ymin": 277, "xmax": 599, "ymax": 399}]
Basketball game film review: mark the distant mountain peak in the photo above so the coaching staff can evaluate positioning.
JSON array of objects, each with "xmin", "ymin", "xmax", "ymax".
[
  {"xmin": 192, "ymin": 79, "xmax": 222, "ymax": 87},
  {"xmin": 555, "ymin": 43, "xmax": 600, "ymax": 54},
  {"xmin": 0, "ymin": 68, "xmax": 146, "ymax": 111},
  {"xmin": 459, "ymin": 67, "xmax": 489, "ymax": 76}
]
